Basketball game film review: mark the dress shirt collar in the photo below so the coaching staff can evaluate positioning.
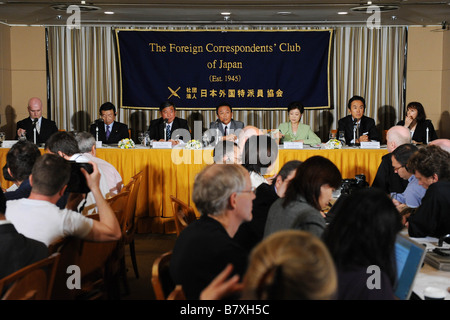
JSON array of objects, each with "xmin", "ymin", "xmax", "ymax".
[{"xmin": 105, "ymin": 121, "xmax": 114, "ymax": 131}]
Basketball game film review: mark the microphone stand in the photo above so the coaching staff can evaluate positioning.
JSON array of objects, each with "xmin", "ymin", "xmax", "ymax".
[
  {"xmin": 32, "ymin": 119, "xmax": 37, "ymax": 144},
  {"xmin": 163, "ymin": 118, "xmax": 168, "ymax": 141}
]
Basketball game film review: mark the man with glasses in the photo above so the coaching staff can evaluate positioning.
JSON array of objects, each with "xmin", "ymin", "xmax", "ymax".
[
  {"xmin": 89, "ymin": 102, "xmax": 129, "ymax": 144},
  {"xmin": 16, "ymin": 97, "xmax": 58, "ymax": 144},
  {"xmin": 170, "ymin": 164, "xmax": 254, "ymax": 299},
  {"xmin": 390, "ymin": 144, "xmax": 426, "ymax": 210}
]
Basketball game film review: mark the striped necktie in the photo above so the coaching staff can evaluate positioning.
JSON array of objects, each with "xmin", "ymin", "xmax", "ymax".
[{"xmin": 166, "ymin": 124, "xmax": 171, "ymax": 140}]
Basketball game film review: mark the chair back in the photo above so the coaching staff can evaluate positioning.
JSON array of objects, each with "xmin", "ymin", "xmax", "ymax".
[
  {"xmin": 0, "ymin": 253, "xmax": 60, "ymax": 300},
  {"xmin": 122, "ymin": 171, "xmax": 143, "ymax": 239},
  {"xmin": 167, "ymin": 285, "xmax": 186, "ymax": 300},
  {"xmin": 151, "ymin": 251, "xmax": 175, "ymax": 300},
  {"xmin": 170, "ymin": 195, "xmax": 197, "ymax": 236},
  {"xmin": 106, "ymin": 190, "xmax": 130, "ymax": 229}
]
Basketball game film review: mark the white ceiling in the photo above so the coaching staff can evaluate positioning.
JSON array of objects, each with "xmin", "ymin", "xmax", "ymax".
[{"xmin": 0, "ymin": 0, "xmax": 449, "ymax": 27}]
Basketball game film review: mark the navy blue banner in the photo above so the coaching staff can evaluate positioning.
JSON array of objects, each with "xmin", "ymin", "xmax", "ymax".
[{"xmin": 115, "ymin": 30, "xmax": 332, "ymax": 110}]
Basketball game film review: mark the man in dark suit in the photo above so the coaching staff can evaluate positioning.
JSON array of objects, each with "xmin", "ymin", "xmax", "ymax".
[
  {"xmin": 337, "ymin": 95, "xmax": 380, "ymax": 145},
  {"xmin": 209, "ymin": 102, "xmax": 244, "ymax": 143},
  {"xmin": 0, "ymin": 188, "xmax": 48, "ymax": 280},
  {"xmin": 89, "ymin": 102, "xmax": 129, "ymax": 145},
  {"xmin": 16, "ymin": 97, "xmax": 58, "ymax": 145},
  {"xmin": 147, "ymin": 101, "xmax": 190, "ymax": 146}
]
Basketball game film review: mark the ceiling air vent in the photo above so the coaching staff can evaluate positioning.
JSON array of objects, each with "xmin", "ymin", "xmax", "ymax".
[{"xmin": 350, "ymin": 4, "xmax": 399, "ymax": 13}]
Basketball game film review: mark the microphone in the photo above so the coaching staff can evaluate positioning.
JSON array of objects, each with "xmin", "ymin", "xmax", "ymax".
[
  {"xmin": 94, "ymin": 118, "xmax": 104, "ymax": 124},
  {"xmin": 163, "ymin": 118, "xmax": 169, "ymax": 124},
  {"xmin": 32, "ymin": 118, "xmax": 38, "ymax": 128}
]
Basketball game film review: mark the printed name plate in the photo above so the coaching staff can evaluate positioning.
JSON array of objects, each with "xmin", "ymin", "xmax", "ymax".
[
  {"xmin": 283, "ymin": 142, "xmax": 304, "ymax": 149},
  {"xmin": 360, "ymin": 141, "xmax": 380, "ymax": 149},
  {"xmin": 152, "ymin": 141, "xmax": 172, "ymax": 149}
]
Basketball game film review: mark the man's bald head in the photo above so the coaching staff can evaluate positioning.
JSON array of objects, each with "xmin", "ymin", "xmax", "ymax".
[
  {"xmin": 27, "ymin": 97, "xmax": 43, "ymax": 120},
  {"xmin": 386, "ymin": 125, "xmax": 411, "ymax": 153}
]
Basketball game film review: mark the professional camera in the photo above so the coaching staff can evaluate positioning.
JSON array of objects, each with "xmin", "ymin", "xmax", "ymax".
[
  {"xmin": 340, "ymin": 174, "xmax": 368, "ymax": 195},
  {"xmin": 66, "ymin": 161, "xmax": 93, "ymax": 194}
]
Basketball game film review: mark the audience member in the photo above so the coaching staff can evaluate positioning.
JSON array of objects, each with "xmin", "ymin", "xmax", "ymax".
[
  {"xmin": 264, "ymin": 156, "xmax": 341, "ymax": 239},
  {"xmin": 170, "ymin": 164, "xmax": 253, "ymax": 299},
  {"xmin": 46, "ymin": 131, "xmax": 110, "ymax": 213},
  {"xmin": 74, "ymin": 131, "xmax": 123, "ymax": 195},
  {"xmin": 241, "ymin": 135, "xmax": 279, "ymax": 189},
  {"xmin": 147, "ymin": 100, "xmax": 190, "ymax": 145},
  {"xmin": 406, "ymin": 145, "xmax": 450, "ymax": 238},
  {"xmin": 337, "ymin": 95, "xmax": 379, "ymax": 145},
  {"xmin": 0, "ymin": 188, "xmax": 48, "ymax": 279},
  {"xmin": 237, "ymin": 126, "xmax": 262, "ymax": 152},
  {"xmin": 372, "ymin": 125, "xmax": 411, "ymax": 193},
  {"xmin": 209, "ymin": 102, "xmax": 244, "ymax": 143},
  {"xmin": 429, "ymin": 138, "xmax": 450, "ymax": 153},
  {"xmin": 397, "ymin": 101, "xmax": 438, "ymax": 144},
  {"xmin": 322, "ymin": 188, "xmax": 403, "ymax": 300},
  {"xmin": 234, "ymin": 160, "xmax": 301, "ymax": 253},
  {"xmin": 390, "ymin": 144, "xmax": 426, "ymax": 210},
  {"xmin": 4, "ymin": 140, "xmax": 41, "ymax": 201},
  {"xmin": 276, "ymin": 101, "xmax": 321, "ymax": 145},
  {"xmin": 5, "ymin": 153, "xmax": 121, "ymax": 247},
  {"xmin": 90, "ymin": 102, "xmax": 129, "ymax": 145},
  {"xmin": 213, "ymin": 140, "xmax": 241, "ymax": 164},
  {"xmin": 201, "ymin": 230, "xmax": 337, "ymax": 300},
  {"xmin": 16, "ymin": 97, "xmax": 58, "ymax": 144}
]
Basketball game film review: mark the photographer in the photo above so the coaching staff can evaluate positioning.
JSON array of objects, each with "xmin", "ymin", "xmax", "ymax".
[
  {"xmin": 5, "ymin": 153, "xmax": 121, "ymax": 247},
  {"xmin": 45, "ymin": 131, "xmax": 110, "ymax": 214}
]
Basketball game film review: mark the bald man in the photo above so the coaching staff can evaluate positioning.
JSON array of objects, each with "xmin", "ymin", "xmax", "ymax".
[
  {"xmin": 430, "ymin": 139, "xmax": 450, "ymax": 153},
  {"xmin": 372, "ymin": 126, "xmax": 411, "ymax": 194},
  {"xmin": 16, "ymin": 97, "xmax": 58, "ymax": 145}
]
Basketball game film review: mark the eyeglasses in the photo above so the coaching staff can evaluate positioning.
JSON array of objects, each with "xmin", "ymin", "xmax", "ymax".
[
  {"xmin": 393, "ymin": 165, "xmax": 404, "ymax": 172},
  {"xmin": 239, "ymin": 187, "xmax": 256, "ymax": 194}
]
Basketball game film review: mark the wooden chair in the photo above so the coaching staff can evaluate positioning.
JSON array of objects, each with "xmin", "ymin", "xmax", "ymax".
[
  {"xmin": 0, "ymin": 253, "xmax": 60, "ymax": 300},
  {"xmin": 121, "ymin": 171, "xmax": 144, "ymax": 279},
  {"xmin": 167, "ymin": 285, "xmax": 186, "ymax": 300},
  {"xmin": 170, "ymin": 195, "xmax": 197, "ymax": 236},
  {"xmin": 151, "ymin": 251, "xmax": 176, "ymax": 300}
]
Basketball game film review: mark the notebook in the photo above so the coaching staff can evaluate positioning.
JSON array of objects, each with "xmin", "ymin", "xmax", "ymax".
[{"xmin": 394, "ymin": 234, "xmax": 427, "ymax": 300}]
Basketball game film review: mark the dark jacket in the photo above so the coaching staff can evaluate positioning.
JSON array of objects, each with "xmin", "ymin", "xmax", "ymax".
[
  {"xmin": 90, "ymin": 121, "xmax": 129, "ymax": 144},
  {"xmin": 147, "ymin": 117, "xmax": 190, "ymax": 142},
  {"xmin": 337, "ymin": 115, "xmax": 380, "ymax": 145},
  {"xmin": 16, "ymin": 117, "xmax": 58, "ymax": 144},
  {"xmin": 396, "ymin": 119, "xmax": 438, "ymax": 144}
]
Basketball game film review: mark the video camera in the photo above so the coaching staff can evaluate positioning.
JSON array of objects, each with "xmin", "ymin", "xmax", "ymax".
[
  {"xmin": 340, "ymin": 174, "xmax": 368, "ymax": 195},
  {"xmin": 66, "ymin": 161, "xmax": 93, "ymax": 194}
]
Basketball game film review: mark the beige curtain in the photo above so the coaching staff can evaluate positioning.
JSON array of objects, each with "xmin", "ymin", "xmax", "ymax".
[{"xmin": 47, "ymin": 25, "xmax": 406, "ymax": 143}]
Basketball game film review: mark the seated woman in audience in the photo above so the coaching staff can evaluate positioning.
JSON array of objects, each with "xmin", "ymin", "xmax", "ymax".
[
  {"xmin": 397, "ymin": 101, "xmax": 438, "ymax": 144},
  {"xmin": 200, "ymin": 230, "xmax": 337, "ymax": 300},
  {"xmin": 337, "ymin": 95, "xmax": 379, "ymax": 145},
  {"xmin": 263, "ymin": 156, "xmax": 342, "ymax": 238},
  {"xmin": 276, "ymin": 101, "xmax": 321, "ymax": 145},
  {"xmin": 322, "ymin": 188, "xmax": 403, "ymax": 300},
  {"xmin": 241, "ymin": 134, "xmax": 278, "ymax": 189}
]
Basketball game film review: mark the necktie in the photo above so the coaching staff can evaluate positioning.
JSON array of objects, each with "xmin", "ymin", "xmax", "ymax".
[
  {"xmin": 36, "ymin": 120, "xmax": 40, "ymax": 134},
  {"xmin": 106, "ymin": 125, "xmax": 111, "ymax": 140},
  {"xmin": 166, "ymin": 124, "xmax": 171, "ymax": 140},
  {"xmin": 224, "ymin": 125, "xmax": 228, "ymax": 136}
]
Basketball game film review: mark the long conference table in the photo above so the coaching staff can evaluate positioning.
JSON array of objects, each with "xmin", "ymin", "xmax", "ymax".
[{"xmin": 0, "ymin": 145, "xmax": 388, "ymax": 234}]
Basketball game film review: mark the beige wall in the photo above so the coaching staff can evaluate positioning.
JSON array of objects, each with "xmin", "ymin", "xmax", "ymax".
[
  {"xmin": 0, "ymin": 25, "xmax": 46, "ymax": 139},
  {"xmin": 406, "ymin": 26, "xmax": 450, "ymax": 139}
]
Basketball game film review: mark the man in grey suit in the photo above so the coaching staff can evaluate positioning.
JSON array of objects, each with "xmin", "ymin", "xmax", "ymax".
[{"xmin": 209, "ymin": 103, "xmax": 244, "ymax": 143}]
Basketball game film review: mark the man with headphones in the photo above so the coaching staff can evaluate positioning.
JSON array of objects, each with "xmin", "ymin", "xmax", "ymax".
[{"xmin": 90, "ymin": 102, "xmax": 129, "ymax": 144}]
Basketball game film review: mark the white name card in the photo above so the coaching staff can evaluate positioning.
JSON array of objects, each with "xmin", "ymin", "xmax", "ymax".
[
  {"xmin": 283, "ymin": 142, "xmax": 304, "ymax": 149},
  {"xmin": 152, "ymin": 141, "xmax": 172, "ymax": 149},
  {"xmin": 2, "ymin": 140, "xmax": 18, "ymax": 148},
  {"xmin": 360, "ymin": 141, "xmax": 380, "ymax": 149}
]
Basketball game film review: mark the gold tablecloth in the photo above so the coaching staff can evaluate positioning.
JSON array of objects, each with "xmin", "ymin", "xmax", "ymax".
[{"xmin": 0, "ymin": 146, "xmax": 388, "ymax": 234}]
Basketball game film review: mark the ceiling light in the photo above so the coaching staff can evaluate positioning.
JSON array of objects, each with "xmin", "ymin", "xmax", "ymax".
[
  {"xmin": 338, "ymin": 12, "xmax": 348, "ymax": 15},
  {"xmin": 221, "ymin": 12, "xmax": 231, "ymax": 16},
  {"xmin": 277, "ymin": 11, "xmax": 292, "ymax": 16},
  {"xmin": 104, "ymin": 11, "xmax": 114, "ymax": 15}
]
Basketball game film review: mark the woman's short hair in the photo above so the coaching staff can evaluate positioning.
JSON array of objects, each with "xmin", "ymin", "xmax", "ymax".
[
  {"xmin": 242, "ymin": 135, "xmax": 278, "ymax": 175},
  {"xmin": 287, "ymin": 101, "xmax": 304, "ymax": 114},
  {"xmin": 192, "ymin": 164, "xmax": 248, "ymax": 216},
  {"xmin": 406, "ymin": 101, "xmax": 426, "ymax": 122},
  {"xmin": 347, "ymin": 95, "xmax": 366, "ymax": 110},
  {"xmin": 283, "ymin": 156, "xmax": 342, "ymax": 210},
  {"xmin": 242, "ymin": 230, "xmax": 337, "ymax": 300},
  {"xmin": 322, "ymin": 188, "xmax": 403, "ymax": 286}
]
